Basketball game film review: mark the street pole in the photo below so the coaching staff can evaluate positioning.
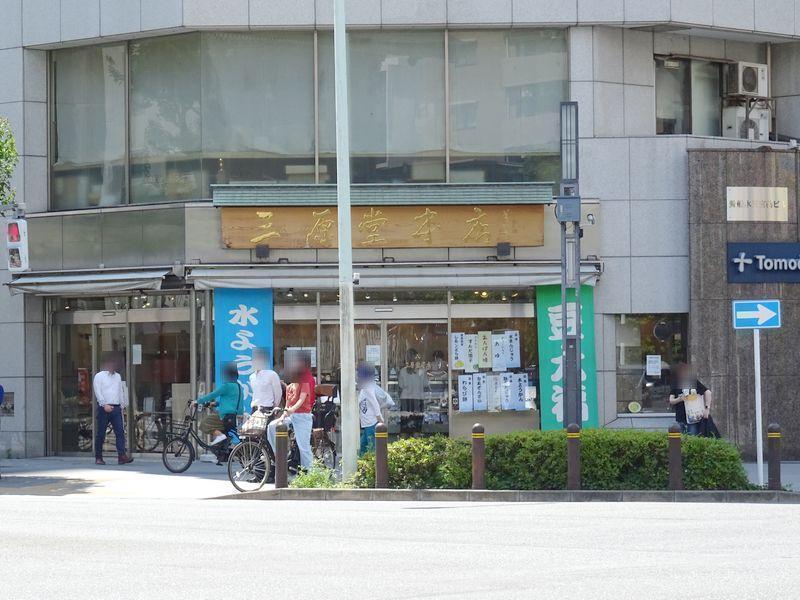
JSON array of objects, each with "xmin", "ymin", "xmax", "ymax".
[
  {"xmin": 333, "ymin": 0, "xmax": 358, "ymax": 478},
  {"xmin": 753, "ymin": 329, "xmax": 764, "ymax": 487}
]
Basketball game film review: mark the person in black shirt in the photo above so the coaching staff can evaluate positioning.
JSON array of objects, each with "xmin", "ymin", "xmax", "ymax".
[{"xmin": 668, "ymin": 363, "xmax": 712, "ymax": 435}]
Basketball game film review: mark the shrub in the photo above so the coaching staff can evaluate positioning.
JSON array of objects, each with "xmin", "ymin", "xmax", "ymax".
[
  {"xmin": 289, "ymin": 462, "xmax": 340, "ymax": 488},
  {"xmin": 353, "ymin": 429, "xmax": 752, "ymax": 491}
]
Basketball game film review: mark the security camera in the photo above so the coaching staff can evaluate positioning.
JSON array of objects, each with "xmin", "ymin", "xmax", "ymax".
[
  {"xmin": 587, "ymin": 213, "xmax": 596, "ymax": 225},
  {"xmin": 353, "ymin": 272, "xmax": 360, "ymax": 285}
]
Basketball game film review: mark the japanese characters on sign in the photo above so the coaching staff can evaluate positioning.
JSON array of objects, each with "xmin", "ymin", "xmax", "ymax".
[
  {"xmin": 221, "ymin": 204, "xmax": 545, "ymax": 249},
  {"xmin": 213, "ymin": 288, "xmax": 274, "ymax": 410}
]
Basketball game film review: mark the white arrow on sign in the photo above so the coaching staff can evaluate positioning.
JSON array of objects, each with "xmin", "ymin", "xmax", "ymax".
[{"xmin": 736, "ymin": 304, "xmax": 776, "ymax": 325}]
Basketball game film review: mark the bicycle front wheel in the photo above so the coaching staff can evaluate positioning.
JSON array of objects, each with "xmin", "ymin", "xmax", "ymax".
[
  {"xmin": 228, "ymin": 440, "xmax": 271, "ymax": 493},
  {"xmin": 136, "ymin": 414, "xmax": 161, "ymax": 452},
  {"xmin": 162, "ymin": 437, "xmax": 195, "ymax": 473},
  {"xmin": 313, "ymin": 438, "xmax": 337, "ymax": 470}
]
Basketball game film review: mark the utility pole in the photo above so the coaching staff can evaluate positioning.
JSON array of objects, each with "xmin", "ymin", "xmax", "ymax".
[
  {"xmin": 333, "ymin": 0, "xmax": 358, "ymax": 478},
  {"xmin": 556, "ymin": 102, "xmax": 583, "ymax": 429}
]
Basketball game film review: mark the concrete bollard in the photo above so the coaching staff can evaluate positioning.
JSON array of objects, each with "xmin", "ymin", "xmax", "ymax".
[
  {"xmin": 375, "ymin": 422, "xmax": 389, "ymax": 488},
  {"xmin": 668, "ymin": 424, "xmax": 683, "ymax": 491},
  {"xmin": 275, "ymin": 422, "xmax": 288, "ymax": 489},
  {"xmin": 768, "ymin": 423, "xmax": 782, "ymax": 491},
  {"xmin": 472, "ymin": 423, "xmax": 485, "ymax": 490},
  {"xmin": 566, "ymin": 423, "xmax": 581, "ymax": 491}
]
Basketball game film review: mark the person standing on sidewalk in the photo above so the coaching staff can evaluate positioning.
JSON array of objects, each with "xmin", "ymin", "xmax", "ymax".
[
  {"xmin": 267, "ymin": 352, "xmax": 315, "ymax": 471},
  {"xmin": 93, "ymin": 353, "xmax": 133, "ymax": 465},
  {"xmin": 357, "ymin": 364, "xmax": 384, "ymax": 456},
  {"xmin": 249, "ymin": 348, "xmax": 282, "ymax": 413}
]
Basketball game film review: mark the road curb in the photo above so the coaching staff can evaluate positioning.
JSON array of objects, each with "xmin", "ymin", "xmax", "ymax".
[{"xmin": 213, "ymin": 488, "xmax": 800, "ymax": 503}]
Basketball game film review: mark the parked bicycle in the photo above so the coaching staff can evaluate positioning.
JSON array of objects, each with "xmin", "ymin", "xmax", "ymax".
[
  {"xmin": 162, "ymin": 401, "xmax": 231, "ymax": 473},
  {"xmin": 135, "ymin": 412, "xmax": 172, "ymax": 452}
]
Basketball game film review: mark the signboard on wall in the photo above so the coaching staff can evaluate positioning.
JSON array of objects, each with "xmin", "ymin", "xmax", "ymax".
[
  {"xmin": 220, "ymin": 204, "xmax": 545, "ymax": 249},
  {"xmin": 727, "ymin": 243, "xmax": 800, "ymax": 283},
  {"xmin": 535, "ymin": 284, "xmax": 598, "ymax": 430},
  {"xmin": 726, "ymin": 187, "xmax": 789, "ymax": 222},
  {"xmin": 213, "ymin": 288, "xmax": 274, "ymax": 409}
]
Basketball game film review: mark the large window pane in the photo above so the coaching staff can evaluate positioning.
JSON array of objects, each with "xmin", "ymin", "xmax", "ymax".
[
  {"xmin": 201, "ymin": 32, "xmax": 315, "ymax": 185},
  {"xmin": 130, "ymin": 34, "xmax": 203, "ymax": 203},
  {"xmin": 51, "ymin": 45, "xmax": 126, "ymax": 210},
  {"xmin": 656, "ymin": 58, "xmax": 691, "ymax": 134},
  {"xmin": 615, "ymin": 314, "xmax": 688, "ymax": 414},
  {"xmin": 449, "ymin": 30, "xmax": 566, "ymax": 183},
  {"xmin": 320, "ymin": 31, "xmax": 446, "ymax": 183},
  {"xmin": 691, "ymin": 60, "xmax": 721, "ymax": 136}
]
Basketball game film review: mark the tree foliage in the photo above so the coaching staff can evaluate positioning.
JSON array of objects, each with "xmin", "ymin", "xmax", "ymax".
[{"xmin": 0, "ymin": 117, "xmax": 19, "ymax": 206}]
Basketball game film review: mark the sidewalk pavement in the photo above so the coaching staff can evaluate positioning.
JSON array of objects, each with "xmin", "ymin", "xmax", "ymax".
[
  {"xmin": 1, "ymin": 456, "xmax": 796, "ymax": 499},
  {"xmin": 744, "ymin": 461, "xmax": 800, "ymax": 490},
  {"xmin": 0, "ymin": 455, "xmax": 263, "ymax": 499}
]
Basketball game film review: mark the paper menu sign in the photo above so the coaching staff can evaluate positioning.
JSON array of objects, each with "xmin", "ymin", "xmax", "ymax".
[
  {"xmin": 513, "ymin": 374, "xmax": 527, "ymax": 411},
  {"xmin": 451, "ymin": 333, "xmax": 466, "ymax": 370},
  {"xmin": 505, "ymin": 330, "xmax": 521, "ymax": 368},
  {"xmin": 487, "ymin": 374, "xmax": 502, "ymax": 412},
  {"xmin": 458, "ymin": 374, "xmax": 474, "ymax": 413},
  {"xmin": 646, "ymin": 355, "xmax": 662, "ymax": 377},
  {"xmin": 491, "ymin": 333, "xmax": 508, "ymax": 371},
  {"xmin": 478, "ymin": 331, "xmax": 492, "ymax": 368},
  {"xmin": 366, "ymin": 344, "xmax": 381, "ymax": 366},
  {"xmin": 472, "ymin": 373, "xmax": 488, "ymax": 411},
  {"xmin": 500, "ymin": 373, "xmax": 514, "ymax": 410},
  {"xmin": 465, "ymin": 334, "xmax": 478, "ymax": 373}
]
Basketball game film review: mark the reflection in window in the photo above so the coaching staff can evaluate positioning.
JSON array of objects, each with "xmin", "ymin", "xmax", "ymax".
[
  {"xmin": 615, "ymin": 314, "xmax": 688, "ymax": 414},
  {"xmin": 319, "ymin": 31, "xmax": 446, "ymax": 184},
  {"xmin": 449, "ymin": 30, "xmax": 566, "ymax": 183},
  {"xmin": 130, "ymin": 34, "xmax": 203, "ymax": 204},
  {"xmin": 51, "ymin": 45, "xmax": 126, "ymax": 210},
  {"xmin": 656, "ymin": 57, "xmax": 721, "ymax": 136}
]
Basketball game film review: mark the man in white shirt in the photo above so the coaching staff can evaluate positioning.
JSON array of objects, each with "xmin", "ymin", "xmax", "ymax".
[
  {"xmin": 248, "ymin": 348, "xmax": 283, "ymax": 412},
  {"xmin": 93, "ymin": 353, "xmax": 133, "ymax": 465},
  {"xmin": 357, "ymin": 365, "xmax": 384, "ymax": 456}
]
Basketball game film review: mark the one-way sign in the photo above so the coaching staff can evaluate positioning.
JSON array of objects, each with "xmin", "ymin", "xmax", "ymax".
[{"xmin": 732, "ymin": 299, "xmax": 781, "ymax": 329}]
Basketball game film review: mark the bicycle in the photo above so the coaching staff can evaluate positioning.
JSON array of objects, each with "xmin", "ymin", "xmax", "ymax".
[
  {"xmin": 311, "ymin": 386, "xmax": 338, "ymax": 470},
  {"xmin": 135, "ymin": 412, "xmax": 171, "ymax": 452},
  {"xmin": 161, "ymin": 401, "xmax": 232, "ymax": 473},
  {"xmin": 227, "ymin": 408, "xmax": 302, "ymax": 493}
]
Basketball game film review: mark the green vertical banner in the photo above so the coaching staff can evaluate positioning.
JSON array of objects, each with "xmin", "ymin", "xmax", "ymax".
[{"xmin": 535, "ymin": 284, "xmax": 598, "ymax": 430}]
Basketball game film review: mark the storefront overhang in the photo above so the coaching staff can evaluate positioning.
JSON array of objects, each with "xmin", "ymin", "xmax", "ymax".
[
  {"xmin": 7, "ymin": 269, "xmax": 171, "ymax": 296},
  {"xmin": 187, "ymin": 261, "xmax": 601, "ymax": 291}
]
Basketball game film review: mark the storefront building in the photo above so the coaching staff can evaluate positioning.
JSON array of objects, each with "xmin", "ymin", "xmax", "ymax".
[{"xmin": 3, "ymin": 1, "xmax": 800, "ymax": 458}]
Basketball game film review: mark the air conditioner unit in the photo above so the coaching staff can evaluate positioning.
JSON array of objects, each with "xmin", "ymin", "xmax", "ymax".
[
  {"xmin": 726, "ymin": 62, "xmax": 769, "ymax": 97},
  {"xmin": 722, "ymin": 105, "xmax": 770, "ymax": 141}
]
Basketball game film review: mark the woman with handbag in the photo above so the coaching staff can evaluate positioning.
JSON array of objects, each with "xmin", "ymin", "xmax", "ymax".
[{"xmin": 668, "ymin": 363, "xmax": 713, "ymax": 436}]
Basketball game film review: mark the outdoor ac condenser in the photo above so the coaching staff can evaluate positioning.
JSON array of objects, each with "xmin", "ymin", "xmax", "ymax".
[{"xmin": 722, "ymin": 105, "xmax": 771, "ymax": 142}]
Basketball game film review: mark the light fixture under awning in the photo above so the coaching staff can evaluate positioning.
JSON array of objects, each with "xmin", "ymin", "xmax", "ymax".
[
  {"xmin": 7, "ymin": 269, "xmax": 170, "ymax": 296},
  {"xmin": 188, "ymin": 263, "xmax": 600, "ymax": 291}
]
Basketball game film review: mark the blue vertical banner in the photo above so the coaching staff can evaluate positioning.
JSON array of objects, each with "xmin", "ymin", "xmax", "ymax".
[{"xmin": 213, "ymin": 288, "xmax": 274, "ymax": 410}]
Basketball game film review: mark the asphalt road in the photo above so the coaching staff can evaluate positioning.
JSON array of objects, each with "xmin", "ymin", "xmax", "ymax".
[{"xmin": 2, "ymin": 496, "xmax": 798, "ymax": 600}]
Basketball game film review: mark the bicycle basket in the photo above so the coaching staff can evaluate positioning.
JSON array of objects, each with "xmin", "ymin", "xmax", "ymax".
[{"xmin": 240, "ymin": 411, "xmax": 268, "ymax": 437}]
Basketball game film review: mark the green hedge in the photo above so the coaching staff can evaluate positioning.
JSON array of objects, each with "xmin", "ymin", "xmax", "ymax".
[{"xmin": 352, "ymin": 429, "xmax": 752, "ymax": 491}]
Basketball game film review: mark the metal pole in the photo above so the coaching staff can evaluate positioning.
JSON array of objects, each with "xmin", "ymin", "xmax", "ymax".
[
  {"xmin": 668, "ymin": 424, "xmax": 683, "ymax": 491},
  {"xmin": 767, "ymin": 423, "xmax": 781, "ymax": 491},
  {"xmin": 753, "ymin": 328, "xmax": 764, "ymax": 487},
  {"xmin": 471, "ymin": 423, "xmax": 485, "ymax": 490},
  {"xmin": 375, "ymin": 423, "xmax": 389, "ymax": 488},
  {"xmin": 566, "ymin": 423, "xmax": 581, "ymax": 490},
  {"xmin": 333, "ymin": 0, "xmax": 358, "ymax": 479}
]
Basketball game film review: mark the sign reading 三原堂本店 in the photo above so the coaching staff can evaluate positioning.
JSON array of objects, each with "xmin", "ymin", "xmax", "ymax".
[
  {"xmin": 535, "ymin": 285, "xmax": 598, "ymax": 430},
  {"xmin": 220, "ymin": 204, "xmax": 544, "ymax": 249},
  {"xmin": 728, "ymin": 243, "xmax": 800, "ymax": 283},
  {"xmin": 213, "ymin": 288, "xmax": 274, "ymax": 411}
]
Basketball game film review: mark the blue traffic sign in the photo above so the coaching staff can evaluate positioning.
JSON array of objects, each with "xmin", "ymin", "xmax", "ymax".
[{"xmin": 732, "ymin": 300, "xmax": 781, "ymax": 330}]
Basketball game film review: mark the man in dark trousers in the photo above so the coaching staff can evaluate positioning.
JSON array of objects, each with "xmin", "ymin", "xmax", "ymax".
[{"xmin": 93, "ymin": 353, "xmax": 133, "ymax": 465}]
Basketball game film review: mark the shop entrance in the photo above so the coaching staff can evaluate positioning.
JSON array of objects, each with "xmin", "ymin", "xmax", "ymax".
[{"xmin": 50, "ymin": 295, "xmax": 193, "ymax": 455}]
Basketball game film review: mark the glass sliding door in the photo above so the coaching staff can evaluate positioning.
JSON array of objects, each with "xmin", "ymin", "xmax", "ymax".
[
  {"xmin": 52, "ymin": 324, "xmax": 94, "ymax": 453},
  {"xmin": 95, "ymin": 325, "xmax": 129, "ymax": 455}
]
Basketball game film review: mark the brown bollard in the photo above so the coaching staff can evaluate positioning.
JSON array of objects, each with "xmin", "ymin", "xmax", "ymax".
[
  {"xmin": 275, "ymin": 422, "xmax": 289, "ymax": 489},
  {"xmin": 375, "ymin": 423, "xmax": 389, "ymax": 488},
  {"xmin": 768, "ymin": 423, "xmax": 782, "ymax": 491},
  {"xmin": 567, "ymin": 423, "xmax": 581, "ymax": 491},
  {"xmin": 668, "ymin": 424, "xmax": 683, "ymax": 491},
  {"xmin": 472, "ymin": 424, "xmax": 486, "ymax": 490}
]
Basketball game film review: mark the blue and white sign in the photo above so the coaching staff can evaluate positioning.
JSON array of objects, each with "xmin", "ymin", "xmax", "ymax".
[
  {"xmin": 732, "ymin": 299, "xmax": 781, "ymax": 330},
  {"xmin": 214, "ymin": 288, "xmax": 274, "ymax": 407},
  {"xmin": 728, "ymin": 243, "xmax": 800, "ymax": 283}
]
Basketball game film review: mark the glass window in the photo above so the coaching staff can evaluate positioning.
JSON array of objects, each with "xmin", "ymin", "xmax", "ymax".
[
  {"xmin": 319, "ymin": 31, "xmax": 446, "ymax": 183},
  {"xmin": 615, "ymin": 314, "xmax": 688, "ymax": 414},
  {"xmin": 201, "ymin": 32, "xmax": 315, "ymax": 186},
  {"xmin": 656, "ymin": 57, "xmax": 721, "ymax": 136},
  {"xmin": 130, "ymin": 34, "xmax": 203, "ymax": 204},
  {"xmin": 51, "ymin": 324, "xmax": 94, "ymax": 453},
  {"xmin": 274, "ymin": 321, "xmax": 318, "ymax": 379},
  {"xmin": 51, "ymin": 45, "xmax": 126, "ymax": 210},
  {"xmin": 450, "ymin": 288, "xmax": 535, "ymax": 304},
  {"xmin": 449, "ymin": 30, "xmax": 566, "ymax": 183}
]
